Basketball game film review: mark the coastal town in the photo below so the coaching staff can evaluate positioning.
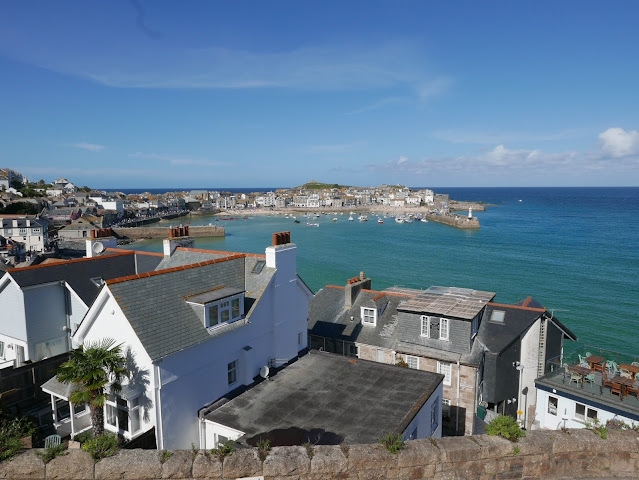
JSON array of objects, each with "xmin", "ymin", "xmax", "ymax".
[{"xmin": 1, "ymin": 168, "xmax": 638, "ymax": 475}]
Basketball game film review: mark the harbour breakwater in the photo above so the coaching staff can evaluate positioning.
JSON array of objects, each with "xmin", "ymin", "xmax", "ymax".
[
  {"xmin": 112, "ymin": 225, "xmax": 225, "ymax": 239},
  {"xmin": 425, "ymin": 213, "xmax": 480, "ymax": 229}
]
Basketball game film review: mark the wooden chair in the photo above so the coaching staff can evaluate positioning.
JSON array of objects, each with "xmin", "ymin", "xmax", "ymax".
[{"xmin": 610, "ymin": 381, "xmax": 623, "ymax": 398}]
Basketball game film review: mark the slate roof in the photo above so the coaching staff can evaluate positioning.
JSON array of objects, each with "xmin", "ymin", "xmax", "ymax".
[
  {"xmin": 397, "ymin": 286, "xmax": 495, "ymax": 320},
  {"xmin": 106, "ymin": 254, "xmax": 274, "ymax": 361},
  {"xmin": 477, "ymin": 299, "xmax": 577, "ymax": 354},
  {"xmin": 308, "ymin": 286, "xmax": 412, "ymax": 350},
  {"xmin": 5, "ymin": 251, "xmax": 139, "ymax": 305},
  {"xmin": 203, "ymin": 351, "xmax": 444, "ymax": 446},
  {"xmin": 0, "ymin": 218, "xmax": 48, "ymax": 229}
]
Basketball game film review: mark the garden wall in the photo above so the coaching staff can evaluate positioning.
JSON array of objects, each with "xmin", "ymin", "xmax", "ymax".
[{"xmin": 2, "ymin": 429, "xmax": 638, "ymax": 480}]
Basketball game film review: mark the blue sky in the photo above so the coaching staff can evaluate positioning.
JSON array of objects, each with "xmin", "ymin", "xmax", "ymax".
[{"xmin": 1, "ymin": 1, "xmax": 639, "ymax": 188}]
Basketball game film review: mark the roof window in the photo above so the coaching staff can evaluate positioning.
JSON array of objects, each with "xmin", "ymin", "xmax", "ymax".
[
  {"xmin": 489, "ymin": 310, "xmax": 505, "ymax": 324},
  {"xmin": 251, "ymin": 260, "xmax": 265, "ymax": 274}
]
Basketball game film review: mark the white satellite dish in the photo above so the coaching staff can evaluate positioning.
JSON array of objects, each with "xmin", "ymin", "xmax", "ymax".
[
  {"xmin": 259, "ymin": 365, "xmax": 270, "ymax": 380},
  {"xmin": 92, "ymin": 241, "xmax": 105, "ymax": 254}
]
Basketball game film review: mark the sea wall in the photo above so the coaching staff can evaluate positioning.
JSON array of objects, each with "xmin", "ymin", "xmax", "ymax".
[
  {"xmin": 3, "ymin": 430, "xmax": 638, "ymax": 480},
  {"xmin": 112, "ymin": 225, "xmax": 225, "ymax": 239},
  {"xmin": 425, "ymin": 213, "xmax": 480, "ymax": 229}
]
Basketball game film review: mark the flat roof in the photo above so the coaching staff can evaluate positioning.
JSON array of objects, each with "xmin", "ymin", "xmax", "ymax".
[
  {"xmin": 398, "ymin": 286, "xmax": 495, "ymax": 319},
  {"xmin": 203, "ymin": 351, "xmax": 443, "ymax": 446},
  {"xmin": 185, "ymin": 287, "xmax": 245, "ymax": 305}
]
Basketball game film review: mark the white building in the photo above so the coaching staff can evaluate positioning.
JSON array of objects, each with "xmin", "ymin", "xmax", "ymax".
[
  {"xmin": 48, "ymin": 232, "xmax": 313, "ymax": 449},
  {"xmin": 0, "ymin": 248, "xmax": 159, "ymax": 369},
  {"xmin": 0, "ymin": 218, "xmax": 49, "ymax": 253}
]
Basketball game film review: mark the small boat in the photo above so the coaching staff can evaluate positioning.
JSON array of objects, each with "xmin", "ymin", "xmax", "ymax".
[
  {"xmin": 348, "ymin": 215, "xmax": 354, "ymax": 221},
  {"xmin": 377, "ymin": 218, "xmax": 384, "ymax": 224},
  {"xmin": 395, "ymin": 217, "xmax": 404, "ymax": 224},
  {"xmin": 294, "ymin": 219, "xmax": 300, "ymax": 224},
  {"xmin": 307, "ymin": 222, "xmax": 319, "ymax": 227},
  {"xmin": 358, "ymin": 215, "xmax": 368, "ymax": 222},
  {"xmin": 332, "ymin": 218, "xmax": 338, "ymax": 222}
]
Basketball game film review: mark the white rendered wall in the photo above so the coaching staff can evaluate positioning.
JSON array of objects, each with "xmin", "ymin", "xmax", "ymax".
[
  {"xmin": 76, "ymin": 290, "xmax": 156, "ymax": 441},
  {"xmin": 535, "ymin": 388, "xmax": 639, "ymax": 430},
  {"xmin": 23, "ymin": 284, "xmax": 69, "ymax": 361},
  {"xmin": 519, "ymin": 320, "xmax": 541, "ymax": 424},
  {"xmin": 0, "ymin": 276, "xmax": 27, "ymax": 342}
]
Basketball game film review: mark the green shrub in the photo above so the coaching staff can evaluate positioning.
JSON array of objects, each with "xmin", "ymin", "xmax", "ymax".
[
  {"xmin": 73, "ymin": 430, "xmax": 94, "ymax": 444},
  {"xmin": 81, "ymin": 433, "xmax": 120, "ymax": 461},
  {"xmin": 211, "ymin": 441, "xmax": 235, "ymax": 462},
  {"xmin": 159, "ymin": 450, "xmax": 172, "ymax": 464},
  {"xmin": 379, "ymin": 433, "xmax": 405, "ymax": 454},
  {"xmin": 256, "ymin": 438, "xmax": 270, "ymax": 461},
  {"xmin": 37, "ymin": 444, "xmax": 67, "ymax": 464},
  {"xmin": 485, "ymin": 415, "xmax": 526, "ymax": 442},
  {"xmin": 586, "ymin": 418, "xmax": 608, "ymax": 439},
  {"xmin": 0, "ymin": 428, "xmax": 24, "ymax": 462}
]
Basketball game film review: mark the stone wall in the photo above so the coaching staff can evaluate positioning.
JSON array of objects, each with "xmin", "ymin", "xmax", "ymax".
[
  {"xmin": 3, "ymin": 430, "xmax": 638, "ymax": 480},
  {"xmin": 424, "ymin": 213, "xmax": 480, "ymax": 230},
  {"xmin": 112, "ymin": 226, "xmax": 225, "ymax": 239}
]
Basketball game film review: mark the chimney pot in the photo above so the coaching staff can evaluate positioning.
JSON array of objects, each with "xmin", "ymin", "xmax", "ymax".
[
  {"xmin": 91, "ymin": 230, "xmax": 96, "ymax": 239},
  {"xmin": 185, "ymin": 226, "xmax": 189, "ymax": 236},
  {"xmin": 169, "ymin": 228, "xmax": 174, "ymax": 238},
  {"xmin": 272, "ymin": 233, "xmax": 278, "ymax": 246},
  {"xmin": 360, "ymin": 271, "xmax": 365, "ymax": 281}
]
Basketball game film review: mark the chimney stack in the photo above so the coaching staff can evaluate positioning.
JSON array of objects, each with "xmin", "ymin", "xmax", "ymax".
[{"xmin": 345, "ymin": 273, "xmax": 372, "ymax": 308}]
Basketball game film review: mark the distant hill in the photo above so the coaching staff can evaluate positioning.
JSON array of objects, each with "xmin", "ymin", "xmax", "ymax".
[{"xmin": 294, "ymin": 181, "xmax": 351, "ymax": 190}]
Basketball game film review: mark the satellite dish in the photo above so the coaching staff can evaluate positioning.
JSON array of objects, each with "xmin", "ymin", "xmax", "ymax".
[
  {"xmin": 92, "ymin": 241, "xmax": 104, "ymax": 254},
  {"xmin": 259, "ymin": 365, "xmax": 270, "ymax": 380}
]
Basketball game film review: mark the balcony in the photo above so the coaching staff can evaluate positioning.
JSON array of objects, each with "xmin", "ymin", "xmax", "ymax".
[{"xmin": 536, "ymin": 345, "xmax": 639, "ymax": 417}]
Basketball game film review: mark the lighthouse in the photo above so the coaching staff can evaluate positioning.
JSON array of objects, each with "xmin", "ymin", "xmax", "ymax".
[{"xmin": 468, "ymin": 207, "xmax": 473, "ymax": 219}]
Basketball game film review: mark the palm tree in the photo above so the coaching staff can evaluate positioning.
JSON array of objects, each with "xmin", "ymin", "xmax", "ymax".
[{"xmin": 56, "ymin": 338, "xmax": 129, "ymax": 437}]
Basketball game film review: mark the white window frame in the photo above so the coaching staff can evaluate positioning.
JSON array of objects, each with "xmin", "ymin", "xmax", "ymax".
[
  {"xmin": 420, "ymin": 315, "xmax": 430, "ymax": 337},
  {"xmin": 206, "ymin": 294, "xmax": 244, "ymax": 329},
  {"xmin": 437, "ymin": 361, "xmax": 452, "ymax": 386},
  {"xmin": 376, "ymin": 349, "xmax": 384, "ymax": 363},
  {"xmin": 574, "ymin": 402, "xmax": 597, "ymax": 422},
  {"xmin": 548, "ymin": 395, "xmax": 558, "ymax": 416},
  {"xmin": 0, "ymin": 341, "xmax": 4, "ymax": 359},
  {"xmin": 361, "ymin": 307, "xmax": 376, "ymax": 326},
  {"xmin": 439, "ymin": 318, "xmax": 449, "ymax": 341},
  {"xmin": 406, "ymin": 355, "xmax": 419, "ymax": 370},
  {"xmin": 227, "ymin": 359, "xmax": 238, "ymax": 386},
  {"xmin": 104, "ymin": 393, "xmax": 141, "ymax": 437}
]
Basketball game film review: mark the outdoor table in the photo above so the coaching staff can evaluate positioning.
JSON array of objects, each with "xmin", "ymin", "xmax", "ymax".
[
  {"xmin": 567, "ymin": 365, "xmax": 590, "ymax": 388},
  {"xmin": 611, "ymin": 375, "xmax": 634, "ymax": 400},
  {"xmin": 585, "ymin": 355, "xmax": 605, "ymax": 371},
  {"xmin": 618, "ymin": 363, "xmax": 639, "ymax": 379}
]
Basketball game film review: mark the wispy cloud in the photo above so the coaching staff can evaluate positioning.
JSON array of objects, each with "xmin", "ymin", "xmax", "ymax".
[
  {"xmin": 66, "ymin": 142, "xmax": 106, "ymax": 152},
  {"xmin": 431, "ymin": 128, "xmax": 590, "ymax": 145},
  {"xmin": 304, "ymin": 141, "xmax": 366, "ymax": 155},
  {"xmin": 344, "ymin": 97, "xmax": 405, "ymax": 116},
  {"xmin": 128, "ymin": 152, "xmax": 228, "ymax": 167},
  {"xmin": 416, "ymin": 77, "xmax": 454, "ymax": 102}
]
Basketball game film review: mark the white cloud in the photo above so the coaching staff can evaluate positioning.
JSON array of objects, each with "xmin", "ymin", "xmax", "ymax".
[
  {"xmin": 417, "ymin": 77, "xmax": 453, "ymax": 102},
  {"xmin": 598, "ymin": 127, "xmax": 639, "ymax": 158},
  {"xmin": 67, "ymin": 142, "xmax": 106, "ymax": 152}
]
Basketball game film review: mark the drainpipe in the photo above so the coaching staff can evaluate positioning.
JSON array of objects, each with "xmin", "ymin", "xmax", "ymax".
[
  {"xmin": 455, "ymin": 359, "xmax": 461, "ymax": 434},
  {"xmin": 154, "ymin": 362, "xmax": 164, "ymax": 450}
]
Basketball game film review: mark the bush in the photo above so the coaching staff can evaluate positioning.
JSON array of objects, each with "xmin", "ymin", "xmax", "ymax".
[
  {"xmin": 379, "ymin": 433, "xmax": 405, "ymax": 454},
  {"xmin": 256, "ymin": 438, "xmax": 270, "ymax": 461},
  {"xmin": 586, "ymin": 418, "xmax": 608, "ymax": 439},
  {"xmin": 37, "ymin": 444, "xmax": 66, "ymax": 464},
  {"xmin": 0, "ymin": 428, "xmax": 24, "ymax": 462},
  {"xmin": 81, "ymin": 433, "xmax": 120, "ymax": 461},
  {"xmin": 485, "ymin": 415, "xmax": 526, "ymax": 442},
  {"xmin": 211, "ymin": 440, "xmax": 235, "ymax": 461},
  {"xmin": 73, "ymin": 430, "xmax": 94, "ymax": 444},
  {"xmin": 0, "ymin": 414, "xmax": 38, "ymax": 462}
]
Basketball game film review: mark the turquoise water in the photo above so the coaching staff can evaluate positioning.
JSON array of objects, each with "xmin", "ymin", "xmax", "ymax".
[{"xmin": 125, "ymin": 187, "xmax": 639, "ymax": 355}]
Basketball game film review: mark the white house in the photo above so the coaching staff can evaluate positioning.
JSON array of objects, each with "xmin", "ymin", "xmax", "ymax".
[
  {"xmin": 0, "ymin": 249, "xmax": 160, "ymax": 369},
  {"xmin": 54, "ymin": 231, "xmax": 313, "ymax": 449},
  {"xmin": 0, "ymin": 217, "xmax": 49, "ymax": 253}
]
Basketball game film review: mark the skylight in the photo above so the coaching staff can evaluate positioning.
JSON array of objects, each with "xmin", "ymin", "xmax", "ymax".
[
  {"xmin": 251, "ymin": 260, "xmax": 265, "ymax": 274},
  {"xmin": 490, "ymin": 310, "xmax": 505, "ymax": 324}
]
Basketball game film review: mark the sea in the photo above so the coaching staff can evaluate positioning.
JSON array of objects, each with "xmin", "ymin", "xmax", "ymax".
[{"xmin": 118, "ymin": 187, "xmax": 639, "ymax": 357}]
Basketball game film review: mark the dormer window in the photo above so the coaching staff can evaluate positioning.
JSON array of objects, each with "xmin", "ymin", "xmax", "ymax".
[
  {"xmin": 361, "ymin": 307, "xmax": 376, "ymax": 326},
  {"xmin": 186, "ymin": 287, "xmax": 246, "ymax": 330}
]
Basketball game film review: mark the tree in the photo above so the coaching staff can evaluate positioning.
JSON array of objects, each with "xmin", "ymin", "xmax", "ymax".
[{"xmin": 56, "ymin": 339, "xmax": 129, "ymax": 437}]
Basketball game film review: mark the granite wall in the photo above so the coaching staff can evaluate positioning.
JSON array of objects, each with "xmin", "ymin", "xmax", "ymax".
[{"xmin": 2, "ymin": 429, "xmax": 638, "ymax": 480}]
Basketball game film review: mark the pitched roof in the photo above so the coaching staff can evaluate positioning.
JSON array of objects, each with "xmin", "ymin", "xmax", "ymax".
[
  {"xmin": 203, "ymin": 351, "xmax": 444, "ymax": 446},
  {"xmin": 477, "ymin": 299, "xmax": 577, "ymax": 354},
  {"xmin": 6, "ymin": 251, "xmax": 139, "ymax": 305},
  {"xmin": 308, "ymin": 286, "xmax": 411, "ymax": 350},
  {"xmin": 106, "ymin": 254, "xmax": 275, "ymax": 361}
]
